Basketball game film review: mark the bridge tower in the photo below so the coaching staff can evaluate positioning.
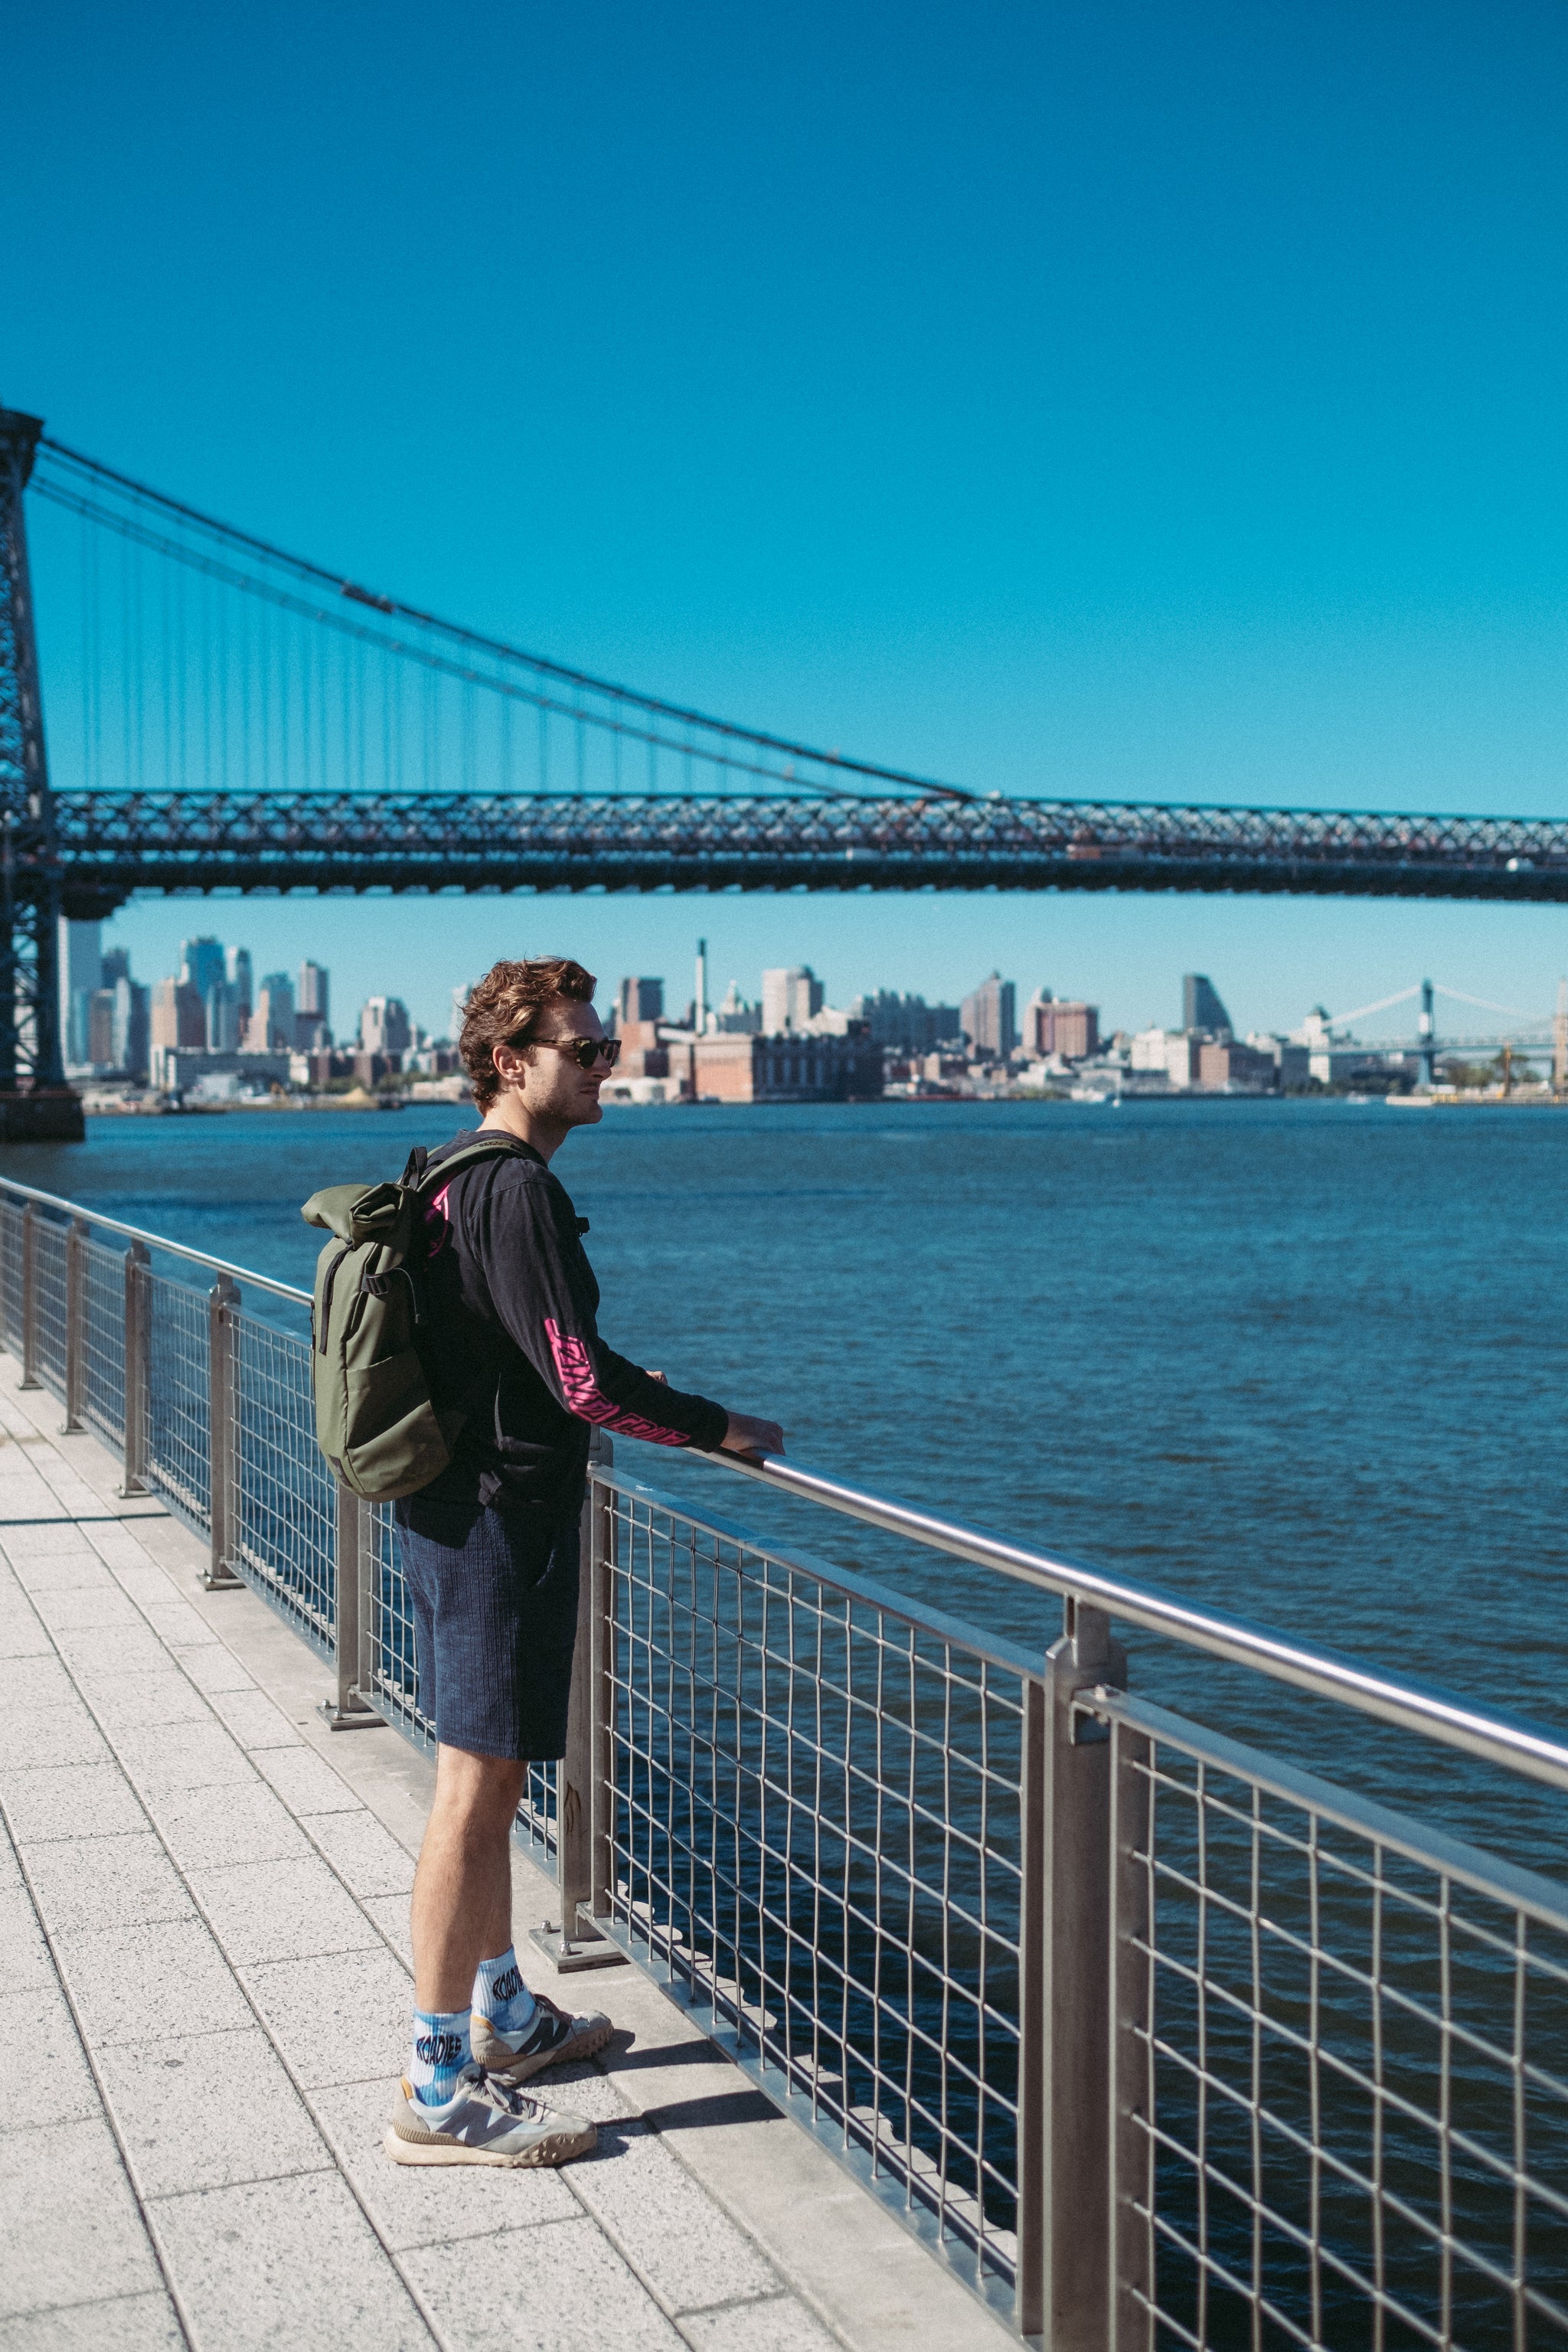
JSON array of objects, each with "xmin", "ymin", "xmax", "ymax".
[
  {"xmin": 0, "ymin": 407, "xmax": 82, "ymax": 1140},
  {"xmin": 1417, "ymin": 977, "xmax": 1436, "ymax": 1089}
]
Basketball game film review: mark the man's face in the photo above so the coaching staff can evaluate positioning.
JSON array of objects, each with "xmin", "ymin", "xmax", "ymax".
[{"xmin": 514, "ymin": 995, "xmax": 609, "ymax": 1129}]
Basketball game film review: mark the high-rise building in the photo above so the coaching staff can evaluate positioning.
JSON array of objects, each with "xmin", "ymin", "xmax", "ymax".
[
  {"xmin": 90, "ymin": 977, "xmax": 150, "ymax": 1079},
  {"xmin": 451, "ymin": 982, "xmax": 474, "ymax": 1044},
  {"xmin": 762, "ymin": 967, "xmax": 825, "ymax": 1037},
  {"xmin": 1021, "ymin": 991, "xmax": 1100, "ymax": 1061},
  {"xmin": 152, "ymin": 978, "xmax": 207, "ymax": 1053},
  {"xmin": 226, "ymin": 946, "xmax": 253, "ymax": 1021},
  {"xmin": 712, "ymin": 982, "xmax": 761, "ymax": 1036},
  {"xmin": 961, "ymin": 972, "xmax": 1018, "ymax": 1058},
  {"xmin": 181, "ymin": 936, "xmax": 227, "ymax": 1004},
  {"xmin": 100, "ymin": 946, "xmax": 130, "ymax": 987},
  {"xmin": 297, "ymin": 961, "xmax": 329, "ymax": 1024},
  {"xmin": 59, "ymin": 919, "xmax": 102, "ymax": 1070},
  {"xmin": 359, "ymin": 996, "xmax": 412, "ymax": 1057},
  {"xmin": 247, "ymin": 973, "xmax": 296, "ymax": 1053},
  {"xmin": 616, "ymin": 977, "xmax": 665, "ymax": 1026},
  {"xmin": 205, "ymin": 982, "xmax": 243, "ymax": 1052},
  {"xmin": 847, "ymin": 991, "xmax": 962, "ymax": 1053},
  {"xmin": 1183, "ymin": 975, "xmax": 1232, "ymax": 1035}
]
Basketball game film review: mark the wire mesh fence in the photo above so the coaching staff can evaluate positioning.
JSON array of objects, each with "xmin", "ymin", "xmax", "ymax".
[
  {"xmin": 596, "ymin": 1470, "xmax": 1035, "ymax": 2306},
  {"xmin": 1102, "ymin": 1694, "xmax": 1568, "ymax": 2350},
  {"xmin": 0, "ymin": 1199, "xmax": 21, "ymax": 1357},
  {"xmin": 31, "ymin": 1215, "xmax": 68, "ymax": 1393},
  {"xmin": 80, "ymin": 1235, "xmax": 126, "ymax": 1450},
  {"xmin": 229, "ymin": 1308, "xmax": 335, "ymax": 1654}
]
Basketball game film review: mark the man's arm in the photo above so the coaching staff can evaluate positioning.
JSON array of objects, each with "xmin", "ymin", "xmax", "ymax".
[{"xmin": 478, "ymin": 1177, "xmax": 774, "ymax": 1451}]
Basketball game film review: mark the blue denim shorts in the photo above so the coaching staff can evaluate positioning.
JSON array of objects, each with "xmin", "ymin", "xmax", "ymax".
[{"xmin": 393, "ymin": 1486, "xmax": 582, "ymax": 1761}]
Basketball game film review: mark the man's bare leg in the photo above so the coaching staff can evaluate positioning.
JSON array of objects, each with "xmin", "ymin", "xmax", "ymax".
[{"xmin": 410, "ymin": 1745, "xmax": 527, "ymax": 2011}]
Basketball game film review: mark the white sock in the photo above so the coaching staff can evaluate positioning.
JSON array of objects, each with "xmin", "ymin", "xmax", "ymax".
[
  {"xmin": 472, "ymin": 1946, "xmax": 537, "ymax": 2040},
  {"xmin": 407, "ymin": 2008, "xmax": 471, "ymax": 2107}
]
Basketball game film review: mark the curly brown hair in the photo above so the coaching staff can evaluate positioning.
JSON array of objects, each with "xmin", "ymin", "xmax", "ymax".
[{"xmin": 459, "ymin": 956, "xmax": 598, "ymax": 1109}]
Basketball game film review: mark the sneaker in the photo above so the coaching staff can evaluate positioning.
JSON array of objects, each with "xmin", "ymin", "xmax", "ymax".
[
  {"xmin": 384, "ymin": 2066, "xmax": 596, "ymax": 2167},
  {"xmin": 471, "ymin": 1988, "xmax": 613, "ymax": 2083}
]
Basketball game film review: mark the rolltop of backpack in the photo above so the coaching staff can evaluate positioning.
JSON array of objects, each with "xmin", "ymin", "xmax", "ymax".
[{"xmin": 301, "ymin": 1138, "xmax": 519, "ymax": 1499}]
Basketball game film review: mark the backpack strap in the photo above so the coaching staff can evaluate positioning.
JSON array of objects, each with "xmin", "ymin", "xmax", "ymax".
[{"xmin": 410, "ymin": 1136, "xmax": 534, "ymax": 1195}]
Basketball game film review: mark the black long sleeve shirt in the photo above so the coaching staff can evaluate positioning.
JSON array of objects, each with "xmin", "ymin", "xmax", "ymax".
[{"xmin": 416, "ymin": 1132, "xmax": 729, "ymax": 1517}]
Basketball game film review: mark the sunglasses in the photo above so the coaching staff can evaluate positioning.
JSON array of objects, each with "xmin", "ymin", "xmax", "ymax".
[{"xmin": 527, "ymin": 1035, "xmax": 622, "ymax": 1071}]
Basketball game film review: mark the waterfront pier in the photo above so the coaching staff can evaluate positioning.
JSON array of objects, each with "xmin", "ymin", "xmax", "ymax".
[{"xmin": 4, "ymin": 1173, "xmax": 1568, "ymax": 2347}]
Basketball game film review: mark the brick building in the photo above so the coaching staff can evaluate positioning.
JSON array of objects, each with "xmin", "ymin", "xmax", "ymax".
[{"xmin": 676, "ymin": 1032, "xmax": 884, "ymax": 1103}]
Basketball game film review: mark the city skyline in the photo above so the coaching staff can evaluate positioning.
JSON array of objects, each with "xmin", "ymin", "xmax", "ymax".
[{"xmin": 87, "ymin": 893, "xmax": 1567, "ymax": 1060}]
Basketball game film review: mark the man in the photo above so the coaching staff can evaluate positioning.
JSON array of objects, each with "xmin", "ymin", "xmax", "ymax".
[{"xmin": 385, "ymin": 955, "xmax": 783, "ymax": 2168}]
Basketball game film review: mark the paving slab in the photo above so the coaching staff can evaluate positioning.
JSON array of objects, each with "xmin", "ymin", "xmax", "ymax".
[
  {"xmin": 309, "ymin": 1805, "xmax": 419, "ymax": 1899},
  {"xmin": 96, "ymin": 2025, "xmax": 332, "ymax": 2198},
  {"xmin": 241, "ymin": 1943, "xmax": 417, "ymax": 2088},
  {"xmin": 0, "ymin": 1881, "xmax": 60, "ymax": 1993},
  {"xmin": 207, "ymin": 1686, "xmax": 306, "ymax": 1750},
  {"xmin": 567, "ymin": 2118, "xmax": 781, "ymax": 2315},
  {"xmin": 28, "ymin": 1584, "xmax": 145, "ymax": 1632},
  {"xmin": 54, "ymin": 1916, "xmax": 256, "ymax": 2044},
  {"xmin": 0, "ymin": 2292, "xmax": 186, "ymax": 2351},
  {"xmin": 144, "ymin": 1775, "xmax": 314, "ymax": 1872},
  {"xmin": 148, "ymin": 2171, "xmax": 436, "ymax": 2352},
  {"xmin": 0, "ymin": 1759, "xmax": 150, "ymax": 1844},
  {"xmin": 22, "ymin": 1829, "xmax": 197, "ymax": 1934},
  {"xmin": 0, "ymin": 1974, "xmax": 100, "ymax": 2125},
  {"xmin": 678, "ymin": 2297, "xmax": 841, "ymax": 2352},
  {"xmin": 252, "ymin": 1741, "xmax": 369, "ymax": 1815},
  {"xmin": 0, "ymin": 1701, "xmax": 113, "ymax": 1774},
  {"xmin": 71, "ymin": 1668, "xmax": 216, "ymax": 1734},
  {"xmin": 108, "ymin": 1718, "xmax": 261, "ymax": 1797},
  {"xmin": 186, "ymin": 1852, "xmax": 386, "ymax": 1965},
  {"xmin": 400, "ymin": 2216, "xmax": 685, "ymax": 2352},
  {"xmin": 0, "ymin": 2118, "xmax": 165, "ymax": 2320}
]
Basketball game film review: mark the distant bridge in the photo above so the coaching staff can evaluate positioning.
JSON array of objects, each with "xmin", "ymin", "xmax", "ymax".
[{"xmin": 5, "ymin": 406, "xmax": 1568, "ymax": 1126}]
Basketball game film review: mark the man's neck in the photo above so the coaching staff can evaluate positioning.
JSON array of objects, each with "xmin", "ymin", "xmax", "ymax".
[{"xmin": 479, "ymin": 1096, "xmax": 568, "ymax": 1163}]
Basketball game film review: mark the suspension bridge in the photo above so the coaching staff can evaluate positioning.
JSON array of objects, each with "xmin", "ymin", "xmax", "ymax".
[{"xmin": 5, "ymin": 402, "xmax": 1568, "ymax": 1134}]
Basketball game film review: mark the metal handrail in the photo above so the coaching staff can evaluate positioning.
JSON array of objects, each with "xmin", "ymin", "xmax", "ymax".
[
  {"xmin": 7, "ymin": 1168, "xmax": 1568, "ymax": 1794},
  {"xmin": 0, "ymin": 1176, "xmax": 312, "ymax": 1305},
  {"xmin": 708, "ymin": 1441, "xmax": 1568, "ymax": 1797}
]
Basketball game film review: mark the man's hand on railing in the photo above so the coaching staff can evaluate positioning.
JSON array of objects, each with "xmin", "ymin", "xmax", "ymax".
[{"xmin": 720, "ymin": 1413, "xmax": 785, "ymax": 1459}]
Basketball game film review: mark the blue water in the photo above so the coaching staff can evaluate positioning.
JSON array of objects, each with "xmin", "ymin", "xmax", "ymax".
[{"xmin": 9, "ymin": 1095, "xmax": 1567, "ymax": 1851}]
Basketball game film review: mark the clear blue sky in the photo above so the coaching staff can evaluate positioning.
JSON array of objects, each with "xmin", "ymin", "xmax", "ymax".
[{"xmin": 10, "ymin": 0, "xmax": 1568, "ymax": 1039}]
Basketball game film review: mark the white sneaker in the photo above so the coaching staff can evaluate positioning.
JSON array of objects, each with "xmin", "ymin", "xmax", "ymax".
[
  {"xmin": 471, "ymin": 1989, "xmax": 613, "ymax": 2083},
  {"xmin": 384, "ymin": 2066, "xmax": 596, "ymax": 2167}
]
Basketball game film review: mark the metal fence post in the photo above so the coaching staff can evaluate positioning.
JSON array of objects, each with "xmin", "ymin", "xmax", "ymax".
[
  {"xmin": 1033, "ymin": 1595, "xmax": 1127, "ymax": 2350},
  {"xmin": 1109, "ymin": 1715, "xmax": 1153, "ymax": 2350},
  {"xmin": 61, "ymin": 1216, "xmax": 87, "ymax": 1433},
  {"xmin": 532, "ymin": 1429, "xmax": 624, "ymax": 1972},
  {"xmin": 18, "ymin": 1200, "xmax": 40, "ymax": 1390},
  {"xmin": 121, "ymin": 1241, "xmax": 150, "ymax": 1496},
  {"xmin": 204, "ymin": 1272, "xmax": 243, "ymax": 1589},
  {"xmin": 319, "ymin": 1484, "xmax": 386, "ymax": 1730},
  {"xmin": 1015, "ymin": 1674, "xmax": 1048, "ymax": 2339}
]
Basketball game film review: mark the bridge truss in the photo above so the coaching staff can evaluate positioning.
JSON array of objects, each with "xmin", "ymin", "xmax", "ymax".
[{"xmin": 49, "ymin": 785, "xmax": 1568, "ymax": 909}]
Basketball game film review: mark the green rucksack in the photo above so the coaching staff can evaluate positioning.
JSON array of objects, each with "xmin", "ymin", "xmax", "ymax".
[{"xmin": 301, "ymin": 1138, "xmax": 520, "ymax": 1499}]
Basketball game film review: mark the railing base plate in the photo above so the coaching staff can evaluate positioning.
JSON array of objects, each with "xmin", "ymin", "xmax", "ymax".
[
  {"xmin": 529, "ymin": 1921, "xmax": 628, "ymax": 1973},
  {"xmin": 201, "ymin": 1564, "xmax": 244, "ymax": 1591},
  {"xmin": 317, "ymin": 1699, "xmax": 388, "ymax": 1733}
]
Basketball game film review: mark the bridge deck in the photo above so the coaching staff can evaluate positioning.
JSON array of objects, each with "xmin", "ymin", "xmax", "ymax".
[{"xmin": 0, "ymin": 1374, "xmax": 1002, "ymax": 2352}]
